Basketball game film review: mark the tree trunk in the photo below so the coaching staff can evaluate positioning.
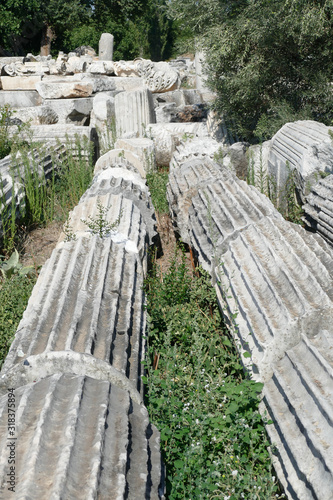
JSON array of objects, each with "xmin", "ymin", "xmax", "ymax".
[{"xmin": 40, "ymin": 23, "xmax": 55, "ymax": 56}]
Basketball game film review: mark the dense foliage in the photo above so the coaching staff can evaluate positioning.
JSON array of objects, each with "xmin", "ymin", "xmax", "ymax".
[
  {"xmin": 0, "ymin": 0, "xmax": 176, "ymax": 60},
  {"xmin": 144, "ymin": 248, "xmax": 282, "ymax": 498},
  {"xmin": 168, "ymin": 0, "xmax": 333, "ymax": 141}
]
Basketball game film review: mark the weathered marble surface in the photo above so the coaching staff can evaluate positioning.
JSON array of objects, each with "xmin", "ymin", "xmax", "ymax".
[
  {"xmin": 8, "ymin": 124, "xmax": 99, "ymax": 160},
  {"xmin": 36, "ymin": 80, "xmax": 94, "ymax": 99},
  {"xmin": 148, "ymin": 123, "xmax": 211, "ymax": 166},
  {"xmin": 0, "ymin": 90, "xmax": 42, "ymax": 108},
  {"xmin": 2, "ymin": 175, "xmax": 155, "ymax": 394},
  {"xmin": 0, "ymin": 374, "xmax": 164, "ymax": 499},
  {"xmin": 303, "ymin": 174, "xmax": 333, "ymax": 246},
  {"xmin": 268, "ymin": 120, "xmax": 333, "ymax": 205},
  {"xmin": 115, "ymin": 88, "xmax": 156, "ymax": 139},
  {"xmin": 115, "ymin": 138, "xmax": 156, "ymax": 173}
]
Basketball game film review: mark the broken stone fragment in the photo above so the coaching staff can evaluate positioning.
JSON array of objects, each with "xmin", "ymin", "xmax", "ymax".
[
  {"xmin": 36, "ymin": 81, "xmax": 93, "ymax": 99},
  {"xmin": 303, "ymin": 173, "xmax": 333, "ymax": 245},
  {"xmin": 115, "ymin": 88, "xmax": 156, "ymax": 139},
  {"xmin": 89, "ymin": 60, "xmax": 114, "ymax": 75},
  {"xmin": 146, "ymin": 122, "xmax": 210, "ymax": 167},
  {"xmin": 115, "ymin": 138, "xmax": 156, "ymax": 173},
  {"xmin": 99, "ymin": 33, "xmax": 114, "ymax": 61},
  {"xmin": 113, "ymin": 60, "xmax": 140, "ymax": 77},
  {"xmin": 268, "ymin": 120, "xmax": 333, "ymax": 206}
]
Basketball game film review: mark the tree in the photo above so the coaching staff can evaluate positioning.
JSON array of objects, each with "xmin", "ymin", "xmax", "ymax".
[
  {"xmin": 0, "ymin": 0, "xmax": 91, "ymax": 55},
  {"xmin": 168, "ymin": 0, "xmax": 333, "ymax": 141},
  {"xmin": 0, "ymin": 0, "xmax": 40, "ymax": 55},
  {"xmin": 38, "ymin": 0, "xmax": 91, "ymax": 55},
  {"xmin": 0, "ymin": 0, "xmax": 176, "ymax": 60}
]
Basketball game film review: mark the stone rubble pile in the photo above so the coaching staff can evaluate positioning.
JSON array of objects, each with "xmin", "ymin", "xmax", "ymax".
[
  {"xmin": 0, "ymin": 39, "xmax": 219, "ymax": 164},
  {"xmin": 167, "ymin": 155, "xmax": 333, "ymax": 499}
]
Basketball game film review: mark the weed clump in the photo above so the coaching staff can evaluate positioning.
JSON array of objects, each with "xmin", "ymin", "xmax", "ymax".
[{"xmin": 80, "ymin": 200, "xmax": 122, "ymax": 238}]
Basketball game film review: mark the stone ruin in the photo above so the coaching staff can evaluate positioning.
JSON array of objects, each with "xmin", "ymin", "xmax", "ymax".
[{"xmin": 0, "ymin": 33, "xmax": 333, "ymax": 499}]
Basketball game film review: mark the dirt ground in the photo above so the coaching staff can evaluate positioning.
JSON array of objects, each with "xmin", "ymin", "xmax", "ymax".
[
  {"xmin": 19, "ymin": 212, "xmax": 193, "ymax": 277},
  {"xmin": 152, "ymin": 212, "xmax": 194, "ymax": 275},
  {"xmin": 20, "ymin": 220, "xmax": 64, "ymax": 270}
]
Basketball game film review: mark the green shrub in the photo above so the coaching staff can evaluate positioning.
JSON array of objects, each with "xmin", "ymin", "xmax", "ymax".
[
  {"xmin": 146, "ymin": 167, "xmax": 169, "ymax": 214},
  {"xmin": 0, "ymin": 274, "xmax": 37, "ymax": 367}
]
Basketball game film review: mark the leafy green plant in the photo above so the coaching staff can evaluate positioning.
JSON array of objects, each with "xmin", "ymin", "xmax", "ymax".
[
  {"xmin": 0, "ymin": 249, "xmax": 34, "ymax": 280},
  {"xmin": 247, "ymin": 152, "xmax": 303, "ymax": 225},
  {"xmin": 0, "ymin": 273, "xmax": 37, "ymax": 368},
  {"xmin": 213, "ymin": 147, "xmax": 227, "ymax": 168},
  {"xmin": 247, "ymin": 151, "xmax": 256, "ymax": 187},
  {"xmin": 63, "ymin": 217, "xmax": 77, "ymax": 242},
  {"xmin": 13, "ymin": 146, "xmax": 56, "ymax": 229},
  {"xmin": 247, "ymin": 145, "xmax": 268, "ymax": 195},
  {"xmin": 146, "ymin": 167, "xmax": 169, "ymax": 214},
  {"xmin": 81, "ymin": 200, "xmax": 122, "ymax": 238},
  {"xmin": 0, "ymin": 171, "xmax": 19, "ymax": 255},
  {"xmin": 280, "ymin": 163, "xmax": 303, "ymax": 224},
  {"xmin": 181, "ymin": 132, "xmax": 194, "ymax": 142},
  {"xmin": 52, "ymin": 135, "xmax": 94, "ymax": 220},
  {"xmin": 0, "ymin": 133, "xmax": 94, "ymax": 255},
  {"xmin": 144, "ymin": 245, "xmax": 283, "ymax": 499}
]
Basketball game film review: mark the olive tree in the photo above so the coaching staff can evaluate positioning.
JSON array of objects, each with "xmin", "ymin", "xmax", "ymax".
[{"xmin": 168, "ymin": 0, "xmax": 333, "ymax": 141}]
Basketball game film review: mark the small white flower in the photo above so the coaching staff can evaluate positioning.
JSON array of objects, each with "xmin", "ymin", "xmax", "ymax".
[
  {"xmin": 195, "ymin": 419, "xmax": 200, "ymax": 424},
  {"xmin": 231, "ymin": 470, "xmax": 238, "ymax": 477}
]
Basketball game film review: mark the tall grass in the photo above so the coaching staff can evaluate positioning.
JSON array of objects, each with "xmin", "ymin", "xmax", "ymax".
[{"xmin": 0, "ymin": 135, "xmax": 94, "ymax": 255}]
